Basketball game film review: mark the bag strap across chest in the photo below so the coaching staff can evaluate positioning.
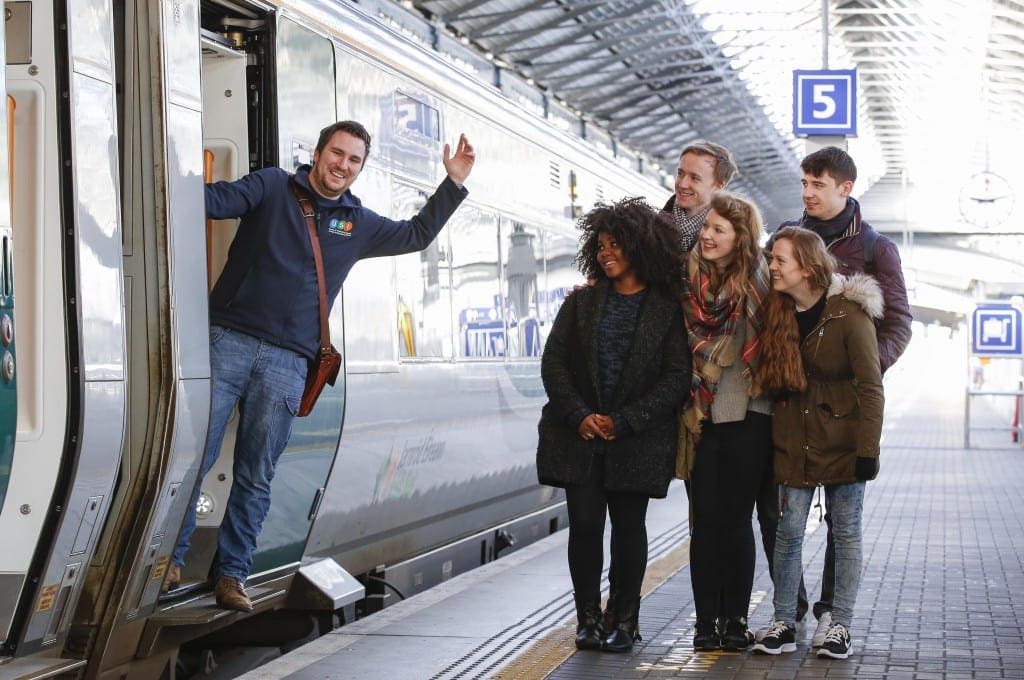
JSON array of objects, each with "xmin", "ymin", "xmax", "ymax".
[{"xmin": 289, "ymin": 177, "xmax": 330, "ymax": 352}]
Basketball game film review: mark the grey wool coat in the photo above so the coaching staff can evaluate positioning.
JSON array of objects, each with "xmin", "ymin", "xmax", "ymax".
[{"xmin": 536, "ymin": 280, "xmax": 691, "ymax": 498}]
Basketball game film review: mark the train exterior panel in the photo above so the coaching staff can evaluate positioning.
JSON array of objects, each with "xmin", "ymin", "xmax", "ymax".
[{"xmin": 0, "ymin": 0, "xmax": 669, "ymax": 676}]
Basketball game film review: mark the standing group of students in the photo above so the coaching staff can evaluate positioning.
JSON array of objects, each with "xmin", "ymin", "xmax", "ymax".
[{"xmin": 536, "ymin": 143, "xmax": 912, "ymax": 659}]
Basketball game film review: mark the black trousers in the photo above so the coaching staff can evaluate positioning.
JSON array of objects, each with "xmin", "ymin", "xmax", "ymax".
[
  {"xmin": 689, "ymin": 412, "xmax": 771, "ymax": 621},
  {"xmin": 564, "ymin": 456, "xmax": 650, "ymax": 608},
  {"xmin": 755, "ymin": 464, "xmax": 835, "ymax": 621}
]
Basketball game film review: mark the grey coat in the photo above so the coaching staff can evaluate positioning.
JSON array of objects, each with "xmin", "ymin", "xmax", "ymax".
[{"xmin": 536, "ymin": 281, "xmax": 691, "ymax": 498}]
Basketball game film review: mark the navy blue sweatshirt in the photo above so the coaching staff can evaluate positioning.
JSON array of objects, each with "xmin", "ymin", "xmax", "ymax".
[{"xmin": 206, "ymin": 165, "xmax": 468, "ymax": 359}]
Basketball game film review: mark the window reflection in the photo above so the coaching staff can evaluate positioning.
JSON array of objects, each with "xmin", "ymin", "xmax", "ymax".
[
  {"xmin": 394, "ymin": 183, "xmax": 451, "ymax": 359},
  {"xmin": 502, "ymin": 221, "xmax": 542, "ymax": 358},
  {"xmin": 541, "ymin": 230, "xmax": 580, "ymax": 326},
  {"xmin": 449, "ymin": 207, "xmax": 503, "ymax": 359},
  {"xmin": 394, "ymin": 91, "xmax": 440, "ymax": 141}
]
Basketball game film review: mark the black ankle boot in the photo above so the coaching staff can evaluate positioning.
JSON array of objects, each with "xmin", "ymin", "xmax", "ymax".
[
  {"xmin": 693, "ymin": 618, "xmax": 721, "ymax": 651},
  {"xmin": 601, "ymin": 590, "xmax": 617, "ymax": 633},
  {"xmin": 574, "ymin": 600, "xmax": 604, "ymax": 650},
  {"xmin": 721, "ymin": 616, "xmax": 753, "ymax": 651},
  {"xmin": 601, "ymin": 598, "xmax": 641, "ymax": 653}
]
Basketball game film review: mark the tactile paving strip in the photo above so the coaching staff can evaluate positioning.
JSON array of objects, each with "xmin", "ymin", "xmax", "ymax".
[{"xmin": 488, "ymin": 535, "xmax": 692, "ymax": 680}]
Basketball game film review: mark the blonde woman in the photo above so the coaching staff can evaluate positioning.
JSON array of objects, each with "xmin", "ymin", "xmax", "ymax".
[{"xmin": 679, "ymin": 191, "xmax": 771, "ymax": 651}]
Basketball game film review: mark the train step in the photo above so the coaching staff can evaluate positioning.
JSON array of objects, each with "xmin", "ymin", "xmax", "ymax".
[
  {"xmin": 0, "ymin": 656, "xmax": 87, "ymax": 680},
  {"xmin": 137, "ymin": 585, "xmax": 287, "ymax": 658}
]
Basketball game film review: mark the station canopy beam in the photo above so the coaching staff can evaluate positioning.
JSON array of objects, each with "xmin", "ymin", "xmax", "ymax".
[{"xmin": 409, "ymin": 0, "xmax": 1024, "ymax": 228}]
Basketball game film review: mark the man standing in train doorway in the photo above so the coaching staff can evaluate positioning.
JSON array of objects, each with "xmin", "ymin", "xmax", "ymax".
[
  {"xmin": 756, "ymin": 145, "xmax": 911, "ymax": 649},
  {"xmin": 165, "ymin": 121, "xmax": 476, "ymax": 612},
  {"xmin": 661, "ymin": 140, "xmax": 739, "ymax": 251}
]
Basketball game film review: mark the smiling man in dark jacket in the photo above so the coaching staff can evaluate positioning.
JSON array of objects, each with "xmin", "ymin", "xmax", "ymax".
[{"xmin": 167, "ymin": 121, "xmax": 475, "ymax": 611}]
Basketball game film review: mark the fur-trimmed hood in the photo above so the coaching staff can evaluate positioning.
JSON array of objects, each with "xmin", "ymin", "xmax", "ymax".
[{"xmin": 827, "ymin": 272, "xmax": 884, "ymax": 320}]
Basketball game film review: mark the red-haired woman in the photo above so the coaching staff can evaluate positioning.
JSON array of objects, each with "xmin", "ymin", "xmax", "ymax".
[{"xmin": 752, "ymin": 226, "xmax": 883, "ymax": 660}]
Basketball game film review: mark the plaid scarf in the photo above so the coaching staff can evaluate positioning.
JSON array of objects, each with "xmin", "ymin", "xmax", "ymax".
[{"xmin": 681, "ymin": 249, "xmax": 771, "ymax": 420}]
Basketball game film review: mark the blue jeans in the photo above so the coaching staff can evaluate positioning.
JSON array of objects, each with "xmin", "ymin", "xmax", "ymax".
[
  {"xmin": 772, "ymin": 482, "xmax": 864, "ymax": 628},
  {"xmin": 172, "ymin": 325, "xmax": 307, "ymax": 581}
]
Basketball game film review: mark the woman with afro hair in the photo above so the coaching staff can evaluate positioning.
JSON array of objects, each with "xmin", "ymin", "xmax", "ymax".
[{"xmin": 537, "ymin": 197, "xmax": 691, "ymax": 653}]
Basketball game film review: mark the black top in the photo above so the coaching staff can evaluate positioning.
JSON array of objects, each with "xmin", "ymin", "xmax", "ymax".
[
  {"xmin": 796, "ymin": 292, "xmax": 828, "ymax": 341},
  {"xmin": 597, "ymin": 289, "xmax": 647, "ymax": 405}
]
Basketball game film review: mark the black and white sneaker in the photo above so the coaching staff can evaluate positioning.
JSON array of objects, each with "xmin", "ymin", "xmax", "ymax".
[
  {"xmin": 816, "ymin": 622, "xmax": 852, "ymax": 659},
  {"xmin": 751, "ymin": 620, "xmax": 797, "ymax": 655},
  {"xmin": 755, "ymin": 616, "xmax": 805, "ymax": 643}
]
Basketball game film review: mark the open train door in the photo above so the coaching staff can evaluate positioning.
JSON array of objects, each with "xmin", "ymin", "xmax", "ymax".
[
  {"xmin": 250, "ymin": 9, "xmax": 346, "ymax": 578},
  {"xmin": 0, "ymin": 0, "xmax": 127, "ymax": 672}
]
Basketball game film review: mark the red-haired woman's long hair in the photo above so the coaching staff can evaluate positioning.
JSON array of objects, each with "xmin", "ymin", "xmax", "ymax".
[
  {"xmin": 758, "ymin": 293, "xmax": 806, "ymax": 396},
  {"xmin": 756, "ymin": 227, "xmax": 836, "ymax": 397}
]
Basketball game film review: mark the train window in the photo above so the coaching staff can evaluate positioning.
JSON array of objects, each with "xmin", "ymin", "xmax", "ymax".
[
  {"xmin": 277, "ymin": 18, "xmax": 336, "ymax": 170},
  {"xmin": 394, "ymin": 183, "xmax": 452, "ymax": 360},
  {"xmin": 394, "ymin": 91, "xmax": 440, "ymax": 142},
  {"xmin": 450, "ymin": 207, "xmax": 502, "ymax": 359},
  {"xmin": 343, "ymin": 167, "xmax": 399, "ymax": 369},
  {"xmin": 501, "ymin": 221, "xmax": 543, "ymax": 358}
]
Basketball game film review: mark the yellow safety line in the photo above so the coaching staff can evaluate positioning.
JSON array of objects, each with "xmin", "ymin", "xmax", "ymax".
[{"xmin": 492, "ymin": 537, "xmax": 691, "ymax": 680}]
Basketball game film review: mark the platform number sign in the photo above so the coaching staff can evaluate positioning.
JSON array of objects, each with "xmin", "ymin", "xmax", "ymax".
[
  {"xmin": 971, "ymin": 303, "xmax": 1022, "ymax": 357},
  {"xmin": 793, "ymin": 69, "xmax": 857, "ymax": 136}
]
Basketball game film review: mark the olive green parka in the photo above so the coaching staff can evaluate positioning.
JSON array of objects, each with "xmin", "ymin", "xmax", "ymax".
[{"xmin": 772, "ymin": 273, "xmax": 885, "ymax": 487}]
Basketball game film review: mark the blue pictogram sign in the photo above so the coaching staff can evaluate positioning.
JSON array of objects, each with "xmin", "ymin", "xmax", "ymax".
[
  {"xmin": 971, "ymin": 303, "xmax": 1022, "ymax": 356},
  {"xmin": 793, "ymin": 69, "xmax": 857, "ymax": 136}
]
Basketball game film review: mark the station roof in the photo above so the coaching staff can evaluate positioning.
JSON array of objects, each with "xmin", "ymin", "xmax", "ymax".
[{"xmin": 408, "ymin": 0, "xmax": 1024, "ymax": 230}]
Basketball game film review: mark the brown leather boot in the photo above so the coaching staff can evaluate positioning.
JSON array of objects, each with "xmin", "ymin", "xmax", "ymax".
[
  {"xmin": 161, "ymin": 563, "xmax": 181, "ymax": 593},
  {"xmin": 214, "ymin": 576, "xmax": 253, "ymax": 612}
]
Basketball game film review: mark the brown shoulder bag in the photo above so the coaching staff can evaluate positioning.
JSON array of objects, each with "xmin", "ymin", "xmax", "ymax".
[{"xmin": 290, "ymin": 178, "xmax": 342, "ymax": 417}]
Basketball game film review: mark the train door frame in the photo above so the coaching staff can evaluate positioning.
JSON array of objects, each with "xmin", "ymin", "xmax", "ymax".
[
  {"xmin": 193, "ymin": 7, "xmax": 349, "ymax": 583},
  {"xmin": 187, "ymin": 0, "xmax": 282, "ymax": 581},
  {"xmin": 1, "ymin": 0, "xmax": 129, "ymax": 658}
]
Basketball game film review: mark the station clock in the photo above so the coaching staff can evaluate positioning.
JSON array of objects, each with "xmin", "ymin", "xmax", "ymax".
[{"xmin": 958, "ymin": 171, "xmax": 1014, "ymax": 228}]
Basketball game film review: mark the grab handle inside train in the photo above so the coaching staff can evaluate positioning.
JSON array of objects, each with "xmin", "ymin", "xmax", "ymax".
[{"xmin": 204, "ymin": 148, "xmax": 214, "ymax": 291}]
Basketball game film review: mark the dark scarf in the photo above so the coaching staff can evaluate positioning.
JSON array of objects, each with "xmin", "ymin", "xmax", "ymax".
[
  {"xmin": 800, "ymin": 197, "xmax": 857, "ymax": 244},
  {"xmin": 674, "ymin": 205, "xmax": 710, "ymax": 252}
]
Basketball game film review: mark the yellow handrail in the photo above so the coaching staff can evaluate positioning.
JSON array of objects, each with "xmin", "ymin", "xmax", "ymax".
[{"xmin": 203, "ymin": 149, "xmax": 214, "ymax": 292}]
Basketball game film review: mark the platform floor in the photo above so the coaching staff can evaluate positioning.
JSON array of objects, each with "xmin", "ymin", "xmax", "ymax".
[{"xmin": 239, "ymin": 328, "xmax": 1024, "ymax": 679}]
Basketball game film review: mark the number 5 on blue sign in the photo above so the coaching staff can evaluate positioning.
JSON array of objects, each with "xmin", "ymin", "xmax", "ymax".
[
  {"xmin": 811, "ymin": 83, "xmax": 837, "ymax": 119},
  {"xmin": 793, "ymin": 69, "xmax": 857, "ymax": 136}
]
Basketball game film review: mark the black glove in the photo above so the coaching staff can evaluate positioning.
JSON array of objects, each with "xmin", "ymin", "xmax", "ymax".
[{"xmin": 855, "ymin": 457, "xmax": 879, "ymax": 481}]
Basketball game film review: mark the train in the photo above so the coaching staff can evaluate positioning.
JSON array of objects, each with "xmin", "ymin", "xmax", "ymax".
[{"xmin": 0, "ymin": 0, "xmax": 670, "ymax": 677}]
